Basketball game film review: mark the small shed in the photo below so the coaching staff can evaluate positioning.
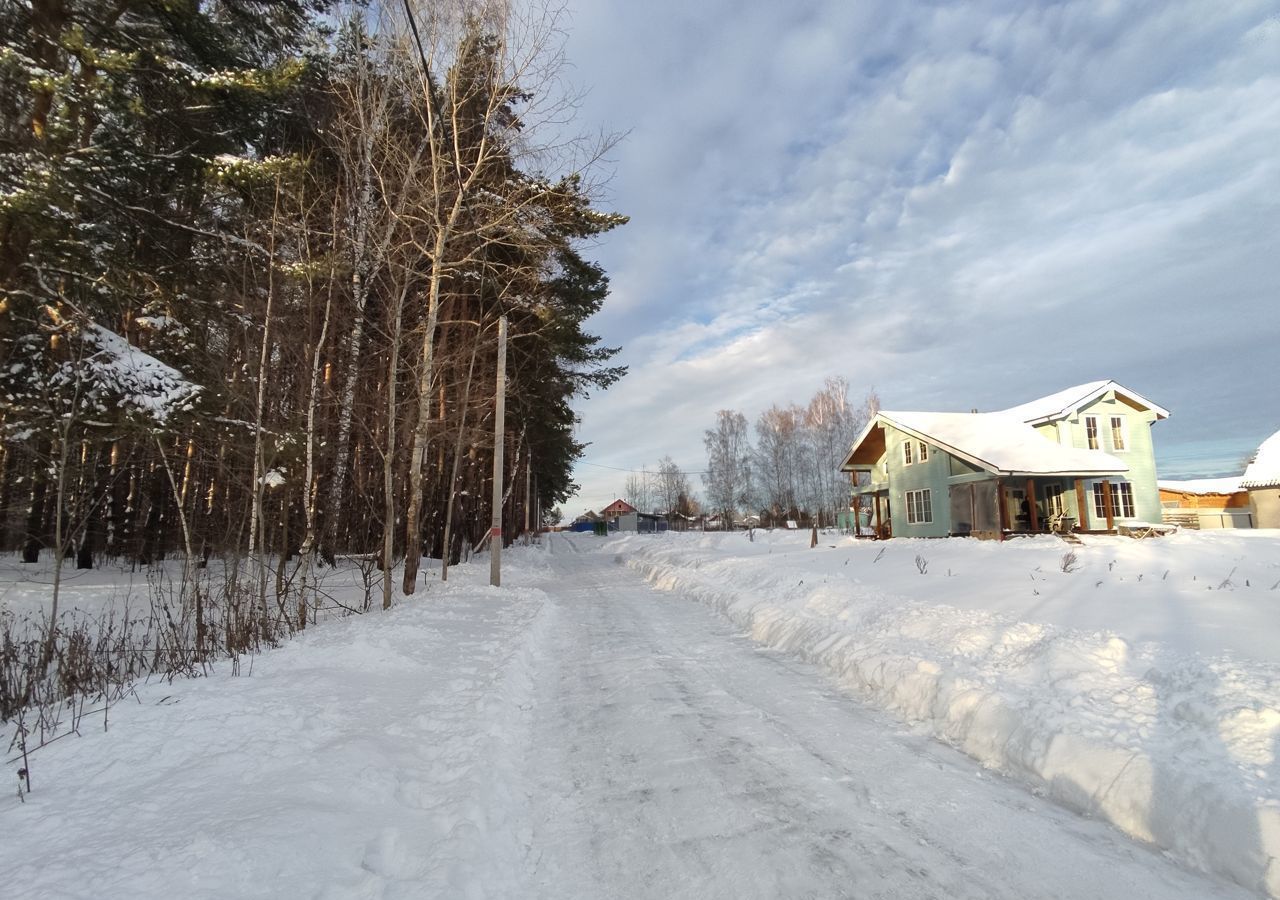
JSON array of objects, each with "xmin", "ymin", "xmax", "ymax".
[
  {"xmin": 1158, "ymin": 478, "xmax": 1252, "ymax": 529},
  {"xmin": 1241, "ymin": 430, "xmax": 1280, "ymax": 528}
]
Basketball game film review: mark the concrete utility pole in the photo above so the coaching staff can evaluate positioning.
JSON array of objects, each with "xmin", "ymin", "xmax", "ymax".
[{"xmin": 490, "ymin": 316, "xmax": 508, "ymax": 587}]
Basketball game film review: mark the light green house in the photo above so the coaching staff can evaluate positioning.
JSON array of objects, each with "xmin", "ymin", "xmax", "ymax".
[{"xmin": 840, "ymin": 381, "xmax": 1169, "ymax": 539}]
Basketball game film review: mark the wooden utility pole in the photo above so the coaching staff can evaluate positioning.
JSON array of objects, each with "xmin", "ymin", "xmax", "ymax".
[
  {"xmin": 490, "ymin": 316, "xmax": 507, "ymax": 587},
  {"xmin": 524, "ymin": 449, "xmax": 531, "ymax": 542}
]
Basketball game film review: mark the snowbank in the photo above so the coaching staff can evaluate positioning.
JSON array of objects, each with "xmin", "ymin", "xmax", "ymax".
[
  {"xmin": 0, "ymin": 552, "xmax": 554, "ymax": 898},
  {"xmin": 613, "ymin": 530, "xmax": 1280, "ymax": 897}
]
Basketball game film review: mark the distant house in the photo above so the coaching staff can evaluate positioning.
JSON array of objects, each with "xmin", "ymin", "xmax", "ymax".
[
  {"xmin": 616, "ymin": 511, "xmax": 667, "ymax": 533},
  {"xmin": 840, "ymin": 381, "xmax": 1168, "ymax": 539},
  {"xmin": 1241, "ymin": 430, "xmax": 1280, "ymax": 528},
  {"xmin": 569, "ymin": 510, "xmax": 601, "ymax": 532},
  {"xmin": 1158, "ymin": 478, "xmax": 1252, "ymax": 529},
  {"xmin": 600, "ymin": 499, "xmax": 638, "ymax": 522}
]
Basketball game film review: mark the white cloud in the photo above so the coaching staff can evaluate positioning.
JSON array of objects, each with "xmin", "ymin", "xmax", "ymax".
[{"xmin": 557, "ymin": 0, "xmax": 1280, "ymax": 511}]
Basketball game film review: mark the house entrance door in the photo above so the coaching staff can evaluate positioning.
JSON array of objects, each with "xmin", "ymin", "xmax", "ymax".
[{"xmin": 1007, "ymin": 488, "xmax": 1029, "ymax": 531}]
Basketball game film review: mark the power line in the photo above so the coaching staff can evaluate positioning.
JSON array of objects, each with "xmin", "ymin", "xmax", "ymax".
[{"xmin": 576, "ymin": 460, "xmax": 711, "ymax": 476}]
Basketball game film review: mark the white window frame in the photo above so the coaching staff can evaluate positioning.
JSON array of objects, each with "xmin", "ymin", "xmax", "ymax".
[
  {"xmin": 1092, "ymin": 481, "xmax": 1136, "ymax": 520},
  {"xmin": 1043, "ymin": 483, "xmax": 1064, "ymax": 515},
  {"xmin": 918, "ymin": 441, "xmax": 928, "ymax": 463},
  {"xmin": 1109, "ymin": 415, "xmax": 1128, "ymax": 452},
  {"xmin": 905, "ymin": 489, "xmax": 932, "ymax": 524},
  {"xmin": 1084, "ymin": 415, "xmax": 1100, "ymax": 450},
  {"xmin": 903, "ymin": 440, "xmax": 913, "ymax": 466},
  {"xmin": 1112, "ymin": 482, "xmax": 1135, "ymax": 518},
  {"xmin": 1092, "ymin": 483, "xmax": 1108, "ymax": 520}
]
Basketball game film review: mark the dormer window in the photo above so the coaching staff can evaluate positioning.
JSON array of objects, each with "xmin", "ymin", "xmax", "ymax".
[{"xmin": 1085, "ymin": 416, "xmax": 1100, "ymax": 450}]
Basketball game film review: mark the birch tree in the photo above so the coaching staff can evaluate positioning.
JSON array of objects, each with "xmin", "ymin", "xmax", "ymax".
[{"xmin": 703, "ymin": 410, "xmax": 752, "ymax": 527}]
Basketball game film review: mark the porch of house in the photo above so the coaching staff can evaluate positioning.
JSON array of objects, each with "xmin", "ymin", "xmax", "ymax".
[
  {"xmin": 955, "ymin": 475, "xmax": 1131, "ymax": 540},
  {"xmin": 846, "ymin": 484, "xmax": 893, "ymax": 539},
  {"xmin": 848, "ymin": 475, "xmax": 1139, "ymax": 541}
]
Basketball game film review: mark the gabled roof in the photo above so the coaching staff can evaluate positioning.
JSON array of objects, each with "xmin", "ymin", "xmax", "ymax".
[
  {"xmin": 1241, "ymin": 430, "xmax": 1280, "ymax": 489},
  {"xmin": 842, "ymin": 411, "xmax": 1128, "ymax": 477},
  {"xmin": 998, "ymin": 380, "xmax": 1170, "ymax": 425}
]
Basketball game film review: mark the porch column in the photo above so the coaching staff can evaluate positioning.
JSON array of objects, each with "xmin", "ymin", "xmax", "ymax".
[
  {"xmin": 874, "ymin": 493, "xmax": 883, "ymax": 538},
  {"xmin": 1075, "ymin": 479, "xmax": 1088, "ymax": 531},
  {"xmin": 1101, "ymin": 480, "xmax": 1115, "ymax": 531},
  {"xmin": 851, "ymin": 473, "xmax": 861, "ymax": 537},
  {"xmin": 1025, "ymin": 478, "xmax": 1038, "ymax": 532},
  {"xmin": 997, "ymin": 479, "xmax": 1007, "ymax": 541}
]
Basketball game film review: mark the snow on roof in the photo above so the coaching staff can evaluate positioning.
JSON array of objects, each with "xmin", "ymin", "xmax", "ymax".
[
  {"xmin": 998, "ymin": 380, "xmax": 1169, "ymax": 424},
  {"xmin": 1158, "ymin": 477, "xmax": 1244, "ymax": 495},
  {"xmin": 883, "ymin": 411, "xmax": 1128, "ymax": 476},
  {"xmin": 1241, "ymin": 430, "xmax": 1280, "ymax": 488}
]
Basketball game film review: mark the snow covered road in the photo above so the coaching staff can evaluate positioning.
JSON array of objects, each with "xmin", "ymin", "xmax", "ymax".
[
  {"xmin": 0, "ymin": 535, "xmax": 1261, "ymax": 898},
  {"xmin": 524, "ymin": 534, "xmax": 1246, "ymax": 899}
]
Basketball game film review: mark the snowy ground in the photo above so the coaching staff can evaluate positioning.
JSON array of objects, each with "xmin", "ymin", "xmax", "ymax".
[
  {"xmin": 622, "ymin": 528, "xmax": 1280, "ymax": 897},
  {"xmin": 1, "ymin": 531, "xmax": 1276, "ymax": 898}
]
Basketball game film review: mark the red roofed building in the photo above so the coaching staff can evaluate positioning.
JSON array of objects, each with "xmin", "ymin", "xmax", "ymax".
[{"xmin": 600, "ymin": 499, "xmax": 637, "ymax": 521}]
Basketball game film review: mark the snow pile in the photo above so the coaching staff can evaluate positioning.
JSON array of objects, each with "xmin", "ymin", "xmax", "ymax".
[
  {"xmin": 613, "ymin": 530, "xmax": 1280, "ymax": 897},
  {"xmin": 0, "ymin": 554, "xmax": 553, "ymax": 898}
]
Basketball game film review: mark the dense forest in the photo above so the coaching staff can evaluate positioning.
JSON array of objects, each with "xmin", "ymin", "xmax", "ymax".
[{"xmin": 0, "ymin": 1, "xmax": 625, "ymax": 609}]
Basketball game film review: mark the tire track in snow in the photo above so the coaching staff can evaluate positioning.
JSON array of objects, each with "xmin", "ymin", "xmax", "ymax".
[{"xmin": 521, "ymin": 534, "xmax": 1249, "ymax": 900}]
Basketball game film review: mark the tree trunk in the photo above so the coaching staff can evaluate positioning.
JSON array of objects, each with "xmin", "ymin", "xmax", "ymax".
[
  {"xmin": 381, "ymin": 282, "xmax": 408, "ymax": 610},
  {"xmin": 401, "ymin": 220, "xmax": 456, "ymax": 595},
  {"xmin": 21, "ymin": 440, "xmax": 50, "ymax": 563},
  {"xmin": 441, "ymin": 335, "xmax": 479, "ymax": 581}
]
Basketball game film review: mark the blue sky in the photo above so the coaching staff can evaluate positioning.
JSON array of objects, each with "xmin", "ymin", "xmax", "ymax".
[{"xmin": 551, "ymin": 0, "xmax": 1280, "ymax": 515}]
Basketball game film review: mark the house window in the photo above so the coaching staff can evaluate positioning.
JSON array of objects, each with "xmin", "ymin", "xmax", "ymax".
[
  {"xmin": 1112, "ymin": 482, "xmax": 1135, "ymax": 518},
  {"xmin": 1085, "ymin": 416, "xmax": 1100, "ymax": 450},
  {"xmin": 1092, "ymin": 482, "xmax": 1136, "ymax": 520},
  {"xmin": 1044, "ymin": 484, "xmax": 1064, "ymax": 515},
  {"xmin": 918, "ymin": 441, "xmax": 929, "ymax": 462},
  {"xmin": 903, "ymin": 441, "xmax": 913, "ymax": 465},
  {"xmin": 905, "ymin": 489, "xmax": 932, "ymax": 524},
  {"xmin": 1109, "ymin": 416, "xmax": 1127, "ymax": 451}
]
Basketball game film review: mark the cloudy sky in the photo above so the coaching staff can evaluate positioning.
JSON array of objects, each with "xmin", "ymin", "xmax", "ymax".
[{"xmin": 549, "ymin": 0, "xmax": 1279, "ymax": 515}]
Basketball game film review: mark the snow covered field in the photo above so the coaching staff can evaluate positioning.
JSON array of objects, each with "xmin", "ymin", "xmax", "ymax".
[{"xmin": 1, "ymin": 530, "xmax": 1276, "ymax": 898}]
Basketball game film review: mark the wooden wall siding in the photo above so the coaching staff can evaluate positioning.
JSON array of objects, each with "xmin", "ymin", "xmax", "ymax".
[
  {"xmin": 1158, "ymin": 488, "xmax": 1251, "ymax": 511},
  {"xmin": 885, "ymin": 426, "xmax": 950, "ymax": 538},
  {"xmin": 1060, "ymin": 390, "xmax": 1162, "ymax": 522}
]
